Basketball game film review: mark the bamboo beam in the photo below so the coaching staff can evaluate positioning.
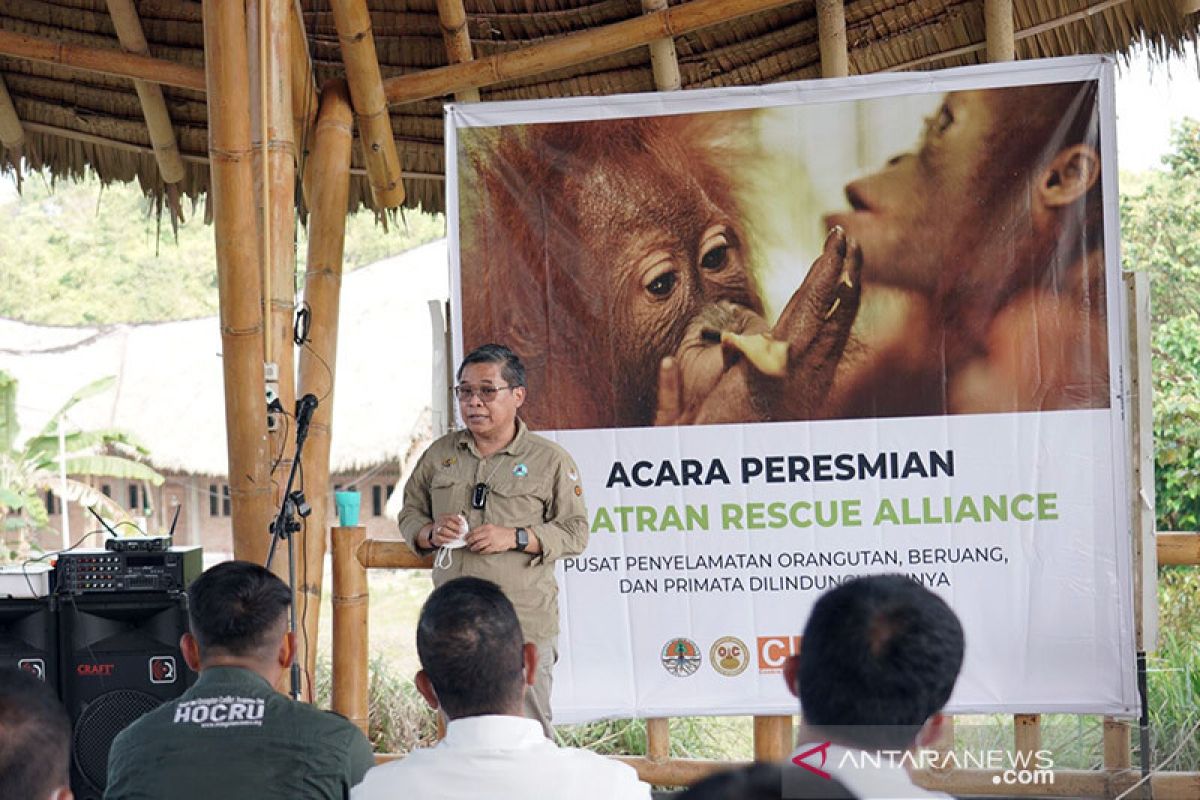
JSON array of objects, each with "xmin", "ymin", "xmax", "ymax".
[
  {"xmin": 816, "ymin": 0, "xmax": 849, "ymax": 78},
  {"xmin": 295, "ymin": 78, "xmax": 356, "ymax": 699},
  {"xmin": 330, "ymin": 0, "xmax": 406, "ymax": 208},
  {"xmin": 332, "ymin": 524, "xmax": 369, "ymax": 734},
  {"xmin": 105, "ymin": 0, "xmax": 186, "ymax": 185},
  {"xmin": 383, "ymin": 0, "xmax": 796, "ymax": 105},
  {"xmin": 0, "ymin": 28, "xmax": 206, "ymax": 92},
  {"xmin": 0, "ymin": 77, "xmax": 24, "ymax": 161},
  {"xmin": 436, "ymin": 0, "xmax": 482, "ymax": 102},
  {"xmin": 290, "ymin": 0, "xmax": 320, "ymax": 167},
  {"xmin": 984, "ymin": 0, "xmax": 1015, "ymax": 62},
  {"xmin": 753, "ymin": 715, "xmax": 793, "ymax": 762},
  {"xmin": 1158, "ymin": 532, "xmax": 1200, "ymax": 565},
  {"xmin": 1181, "ymin": 0, "xmax": 1200, "ymax": 15},
  {"xmin": 203, "ymin": 0, "xmax": 274, "ymax": 565},
  {"xmin": 641, "ymin": 0, "xmax": 682, "ymax": 91},
  {"xmin": 359, "ymin": 538, "xmax": 434, "ymax": 570}
]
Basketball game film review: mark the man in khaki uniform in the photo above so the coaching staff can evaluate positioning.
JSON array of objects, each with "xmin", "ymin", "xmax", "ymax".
[{"xmin": 398, "ymin": 343, "xmax": 588, "ymax": 736}]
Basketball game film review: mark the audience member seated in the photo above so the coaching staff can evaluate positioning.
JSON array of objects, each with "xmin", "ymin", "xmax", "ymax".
[
  {"xmin": 352, "ymin": 576, "xmax": 651, "ymax": 800},
  {"xmin": 0, "ymin": 667, "xmax": 73, "ymax": 800},
  {"xmin": 105, "ymin": 561, "xmax": 373, "ymax": 799},
  {"xmin": 681, "ymin": 575, "xmax": 965, "ymax": 800}
]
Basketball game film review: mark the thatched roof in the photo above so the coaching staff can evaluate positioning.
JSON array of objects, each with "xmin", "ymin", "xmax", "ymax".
[
  {"xmin": 0, "ymin": 239, "xmax": 449, "ymax": 475},
  {"xmin": 1, "ymin": 0, "xmax": 1197, "ymax": 216}
]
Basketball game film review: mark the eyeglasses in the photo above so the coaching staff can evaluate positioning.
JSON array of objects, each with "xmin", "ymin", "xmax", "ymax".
[{"xmin": 454, "ymin": 384, "xmax": 515, "ymax": 403}]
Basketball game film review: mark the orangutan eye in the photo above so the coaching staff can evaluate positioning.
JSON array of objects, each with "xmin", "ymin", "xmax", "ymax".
[
  {"xmin": 699, "ymin": 228, "xmax": 732, "ymax": 271},
  {"xmin": 926, "ymin": 103, "xmax": 954, "ymax": 136},
  {"xmin": 646, "ymin": 271, "xmax": 679, "ymax": 297}
]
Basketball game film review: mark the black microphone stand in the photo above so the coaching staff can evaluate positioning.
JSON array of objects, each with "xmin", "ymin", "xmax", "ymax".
[{"xmin": 266, "ymin": 393, "xmax": 317, "ymax": 700}]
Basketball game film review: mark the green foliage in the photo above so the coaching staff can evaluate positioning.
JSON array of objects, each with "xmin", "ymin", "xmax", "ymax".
[
  {"xmin": 1120, "ymin": 119, "xmax": 1200, "ymax": 530},
  {"xmin": 0, "ymin": 170, "xmax": 445, "ymax": 325}
]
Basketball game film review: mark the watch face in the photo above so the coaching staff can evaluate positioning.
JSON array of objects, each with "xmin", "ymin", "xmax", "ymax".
[{"xmin": 516, "ymin": 528, "xmax": 529, "ymax": 549}]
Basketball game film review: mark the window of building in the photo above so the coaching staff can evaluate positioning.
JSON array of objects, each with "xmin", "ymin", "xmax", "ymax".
[
  {"xmin": 372, "ymin": 486, "xmax": 383, "ymax": 517},
  {"xmin": 44, "ymin": 490, "xmax": 58, "ymax": 516},
  {"xmin": 101, "ymin": 484, "xmax": 112, "ymax": 498},
  {"xmin": 222, "ymin": 485, "xmax": 231, "ymax": 517},
  {"xmin": 209, "ymin": 484, "xmax": 219, "ymax": 516},
  {"xmin": 128, "ymin": 484, "xmax": 141, "ymax": 511}
]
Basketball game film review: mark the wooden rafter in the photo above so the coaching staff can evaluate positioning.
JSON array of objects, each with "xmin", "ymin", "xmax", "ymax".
[
  {"xmin": 436, "ymin": 0, "xmax": 481, "ymax": 102},
  {"xmin": 382, "ymin": 0, "xmax": 795, "ymax": 105},
  {"xmin": 329, "ymin": 0, "xmax": 405, "ymax": 208},
  {"xmin": 0, "ymin": 28, "xmax": 205, "ymax": 93},
  {"xmin": 0, "ymin": 76, "xmax": 24, "ymax": 161},
  {"xmin": 105, "ymin": 0, "xmax": 186, "ymax": 186},
  {"xmin": 641, "ymin": 0, "xmax": 682, "ymax": 91},
  {"xmin": 290, "ymin": 0, "xmax": 319, "ymax": 169}
]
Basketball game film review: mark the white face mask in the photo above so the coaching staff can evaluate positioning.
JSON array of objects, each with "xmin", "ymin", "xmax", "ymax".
[{"xmin": 434, "ymin": 514, "xmax": 469, "ymax": 570}]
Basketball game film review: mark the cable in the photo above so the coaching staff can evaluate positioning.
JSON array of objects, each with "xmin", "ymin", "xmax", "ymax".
[
  {"xmin": 20, "ymin": 527, "xmax": 110, "ymax": 597},
  {"xmin": 293, "ymin": 303, "xmax": 311, "ymax": 345}
]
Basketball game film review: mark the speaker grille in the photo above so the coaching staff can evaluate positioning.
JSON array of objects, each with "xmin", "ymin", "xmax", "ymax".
[{"xmin": 73, "ymin": 689, "xmax": 162, "ymax": 791}]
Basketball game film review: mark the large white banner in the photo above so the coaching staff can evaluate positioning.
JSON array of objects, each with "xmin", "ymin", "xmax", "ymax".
[{"xmin": 446, "ymin": 56, "xmax": 1138, "ymax": 721}]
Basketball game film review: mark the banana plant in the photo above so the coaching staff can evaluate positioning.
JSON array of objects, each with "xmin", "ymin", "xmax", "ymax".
[{"xmin": 0, "ymin": 369, "xmax": 163, "ymax": 545}]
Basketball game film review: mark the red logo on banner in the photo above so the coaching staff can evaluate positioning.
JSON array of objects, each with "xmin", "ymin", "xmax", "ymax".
[{"xmin": 792, "ymin": 741, "xmax": 833, "ymax": 780}]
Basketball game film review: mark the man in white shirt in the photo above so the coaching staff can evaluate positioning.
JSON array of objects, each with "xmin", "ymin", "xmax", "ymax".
[
  {"xmin": 352, "ymin": 577, "xmax": 650, "ymax": 800},
  {"xmin": 783, "ymin": 574, "xmax": 965, "ymax": 799}
]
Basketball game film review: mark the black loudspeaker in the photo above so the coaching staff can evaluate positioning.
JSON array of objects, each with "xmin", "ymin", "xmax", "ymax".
[
  {"xmin": 0, "ymin": 597, "xmax": 57, "ymax": 686},
  {"xmin": 58, "ymin": 592, "xmax": 195, "ymax": 800}
]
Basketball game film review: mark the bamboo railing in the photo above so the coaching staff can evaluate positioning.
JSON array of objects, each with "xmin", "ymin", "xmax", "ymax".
[{"xmin": 330, "ymin": 529, "xmax": 1200, "ymax": 796}]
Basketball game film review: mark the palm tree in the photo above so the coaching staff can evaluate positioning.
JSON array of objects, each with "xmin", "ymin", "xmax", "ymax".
[{"xmin": 0, "ymin": 369, "xmax": 163, "ymax": 559}]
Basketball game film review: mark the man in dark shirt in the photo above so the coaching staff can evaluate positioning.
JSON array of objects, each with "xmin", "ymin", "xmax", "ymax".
[{"xmin": 105, "ymin": 561, "xmax": 373, "ymax": 800}]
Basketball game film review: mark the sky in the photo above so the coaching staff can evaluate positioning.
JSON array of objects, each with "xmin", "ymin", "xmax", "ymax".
[{"xmin": 0, "ymin": 47, "xmax": 1197, "ymax": 206}]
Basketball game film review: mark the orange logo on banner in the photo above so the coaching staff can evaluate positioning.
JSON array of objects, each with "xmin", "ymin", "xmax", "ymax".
[{"xmin": 756, "ymin": 636, "xmax": 802, "ymax": 673}]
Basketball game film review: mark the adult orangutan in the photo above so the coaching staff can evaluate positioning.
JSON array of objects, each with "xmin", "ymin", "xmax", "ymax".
[
  {"xmin": 823, "ymin": 83, "xmax": 1110, "ymax": 417},
  {"xmin": 458, "ymin": 114, "xmax": 861, "ymax": 430}
]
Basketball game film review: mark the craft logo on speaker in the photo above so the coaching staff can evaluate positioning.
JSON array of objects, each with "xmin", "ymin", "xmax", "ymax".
[
  {"xmin": 660, "ymin": 637, "xmax": 701, "ymax": 677},
  {"xmin": 710, "ymin": 636, "xmax": 749, "ymax": 676}
]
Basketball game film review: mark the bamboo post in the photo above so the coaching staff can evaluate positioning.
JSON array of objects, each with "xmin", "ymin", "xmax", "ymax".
[
  {"xmin": 1103, "ymin": 717, "xmax": 1132, "ymax": 770},
  {"xmin": 383, "ymin": 0, "xmax": 796, "ymax": 105},
  {"xmin": 203, "ymin": 0, "xmax": 274, "ymax": 564},
  {"xmin": 816, "ymin": 0, "xmax": 849, "ymax": 78},
  {"xmin": 641, "ymin": 0, "xmax": 682, "ymax": 90},
  {"xmin": 0, "ymin": 29, "xmax": 206, "ymax": 91},
  {"xmin": 647, "ymin": 718, "xmax": 671, "ymax": 761},
  {"xmin": 436, "ymin": 0, "xmax": 481, "ymax": 102},
  {"xmin": 297, "ymin": 78, "xmax": 355, "ymax": 700},
  {"xmin": 1013, "ymin": 714, "xmax": 1040, "ymax": 762},
  {"xmin": 105, "ymin": 0, "xmax": 186, "ymax": 187},
  {"xmin": 984, "ymin": 0, "xmax": 1015, "ymax": 62},
  {"xmin": 1181, "ymin": 0, "xmax": 1200, "ymax": 14},
  {"xmin": 332, "ymin": 524, "xmax": 369, "ymax": 734},
  {"xmin": 289, "ymin": 1, "xmax": 320, "ymax": 170},
  {"xmin": 753, "ymin": 715, "xmax": 793, "ymax": 762},
  {"xmin": 0, "ymin": 77, "xmax": 24, "ymax": 162},
  {"xmin": 329, "ymin": 0, "xmax": 405, "ymax": 208},
  {"xmin": 1126, "ymin": 272, "xmax": 1158, "ymax": 649}
]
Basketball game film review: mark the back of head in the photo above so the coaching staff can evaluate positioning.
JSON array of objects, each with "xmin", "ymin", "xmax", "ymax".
[
  {"xmin": 416, "ymin": 577, "xmax": 525, "ymax": 719},
  {"xmin": 188, "ymin": 560, "xmax": 292, "ymax": 662},
  {"xmin": 797, "ymin": 575, "xmax": 964, "ymax": 751},
  {"xmin": 679, "ymin": 763, "xmax": 784, "ymax": 800},
  {"xmin": 0, "ymin": 667, "xmax": 71, "ymax": 799}
]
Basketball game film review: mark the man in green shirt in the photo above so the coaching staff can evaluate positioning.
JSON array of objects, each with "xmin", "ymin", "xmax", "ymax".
[
  {"xmin": 104, "ymin": 561, "xmax": 373, "ymax": 800},
  {"xmin": 398, "ymin": 343, "xmax": 589, "ymax": 736}
]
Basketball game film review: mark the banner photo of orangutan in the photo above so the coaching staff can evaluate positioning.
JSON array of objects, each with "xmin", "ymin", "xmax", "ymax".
[{"xmin": 447, "ymin": 56, "xmax": 1137, "ymax": 723}]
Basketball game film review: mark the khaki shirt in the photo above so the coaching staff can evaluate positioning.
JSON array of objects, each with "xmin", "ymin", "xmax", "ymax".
[{"xmin": 398, "ymin": 418, "xmax": 588, "ymax": 642}]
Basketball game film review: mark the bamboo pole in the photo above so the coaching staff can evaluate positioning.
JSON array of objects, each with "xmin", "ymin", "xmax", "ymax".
[
  {"xmin": 105, "ymin": 0, "xmax": 186, "ymax": 185},
  {"xmin": 290, "ymin": 0, "xmax": 319, "ymax": 170},
  {"xmin": 203, "ymin": 0, "xmax": 274, "ymax": 565},
  {"xmin": 332, "ymin": 524, "xmax": 369, "ymax": 734},
  {"xmin": 329, "ymin": 0, "xmax": 406, "ymax": 208},
  {"xmin": 1158, "ymin": 532, "xmax": 1200, "ymax": 565},
  {"xmin": 816, "ymin": 0, "xmax": 849, "ymax": 78},
  {"xmin": 0, "ymin": 28, "xmax": 206, "ymax": 92},
  {"xmin": 753, "ymin": 715, "xmax": 793, "ymax": 762},
  {"xmin": 984, "ymin": 0, "xmax": 1016, "ymax": 62},
  {"xmin": 1103, "ymin": 717, "xmax": 1132, "ymax": 769},
  {"xmin": 0, "ymin": 77, "xmax": 24, "ymax": 161},
  {"xmin": 436, "ymin": 0, "xmax": 481, "ymax": 102},
  {"xmin": 296, "ymin": 78, "xmax": 355, "ymax": 700},
  {"xmin": 1126, "ymin": 272, "xmax": 1157, "ymax": 651},
  {"xmin": 641, "ymin": 0, "xmax": 682, "ymax": 91},
  {"xmin": 1013, "ymin": 714, "xmax": 1040, "ymax": 761},
  {"xmin": 647, "ymin": 718, "xmax": 671, "ymax": 761},
  {"xmin": 382, "ymin": 0, "xmax": 796, "ymax": 105},
  {"xmin": 360, "ymin": 538, "xmax": 435, "ymax": 570}
]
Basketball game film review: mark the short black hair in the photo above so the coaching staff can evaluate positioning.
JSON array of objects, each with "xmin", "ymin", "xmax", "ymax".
[
  {"xmin": 680, "ymin": 762, "xmax": 857, "ymax": 800},
  {"xmin": 188, "ymin": 560, "xmax": 292, "ymax": 658},
  {"xmin": 416, "ymin": 577, "xmax": 526, "ymax": 719},
  {"xmin": 458, "ymin": 343, "xmax": 526, "ymax": 388},
  {"xmin": 0, "ymin": 667, "xmax": 71, "ymax": 798},
  {"xmin": 796, "ymin": 575, "xmax": 964, "ymax": 750}
]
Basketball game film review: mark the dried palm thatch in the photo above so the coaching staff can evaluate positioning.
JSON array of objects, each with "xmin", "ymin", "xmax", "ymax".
[{"xmin": 0, "ymin": 0, "xmax": 1196, "ymax": 218}]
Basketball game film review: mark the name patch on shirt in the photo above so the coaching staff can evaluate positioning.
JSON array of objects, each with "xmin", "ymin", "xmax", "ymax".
[{"xmin": 173, "ymin": 695, "xmax": 266, "ymax": 728}]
